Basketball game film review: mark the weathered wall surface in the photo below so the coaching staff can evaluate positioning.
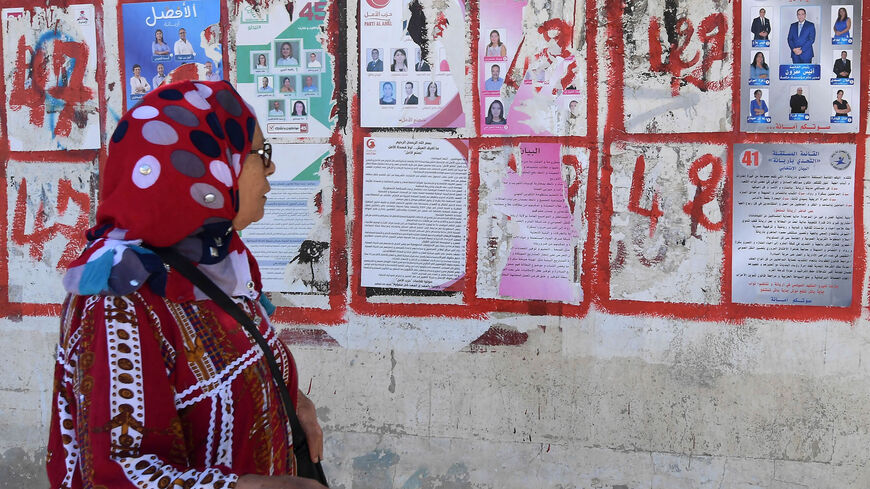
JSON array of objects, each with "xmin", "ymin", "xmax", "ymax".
[{"xmin": 1, "ymin": 0, "xmax": 869, "ymax": 488}]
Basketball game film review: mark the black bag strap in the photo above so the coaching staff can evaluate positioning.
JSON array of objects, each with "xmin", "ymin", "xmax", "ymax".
[{"xmin": 148, "ymin": 246, "xmax": 327, "ymax": 485}]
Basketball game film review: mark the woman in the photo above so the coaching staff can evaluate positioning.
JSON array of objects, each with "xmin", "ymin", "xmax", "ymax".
[
  {"xmin": 291, "ymin": 100, "xmax": 307, "ymax": 116},
  {"xmin": 833, "ymin": 90, "xmax": 851, "ymax": 115},
  {"xmin": 485, "ymin": 30, "xmax": 507, "ymax": 57},
  {"xmin": 750, "ymin": 89, "xmax": 768, "ymax": 116},
  {"xmin": 749, "ymin": 52, "xmax": 769, "ymax": 79},
  {"xmin": 47, "ymin": 80, "xmax": 325, "ymax": 489},
  {"xmin": 485, "ymin": 99, "xmax": 506, "ymax": 124},
  {"xmin": 280, "ymin": 76, "xmax": 295, "ymax": 93},
  {"xmin": 129, "ymin": 64, "xmax": 151, "ymax": 94},
  {"xmin": 391, "ymin": 48, "xmax": 408, "ymax": 72},
  {"xmin": 423, "ymin": 82, "xmax": 440, "ymax": 105},
  {"xmin": 833, "ymin": 8, "xmax": 851, "ymax": 40},
  {"xmin": 277, "ymin": 41, "xmax": 299, "ymax": 66},
  {"xmin": 255, "ymin": 53, "xmax": 269, "ymax": 70},
  {"xmin": 380, "ymin": 82, "xmax": 396, "ymax": 104},
  {"xmin": 152, "ymin": 29, "xmax": 170, "ymax": 56}
]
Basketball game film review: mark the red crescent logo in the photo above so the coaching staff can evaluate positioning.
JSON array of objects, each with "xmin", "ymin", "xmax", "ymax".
[
  {"xmin": 366, "ymin": 139, "xmax": 376, "ymax": 148},
  {"xmin": 366, "ymin": 0, "xmax": 390, "ymax": 8}
]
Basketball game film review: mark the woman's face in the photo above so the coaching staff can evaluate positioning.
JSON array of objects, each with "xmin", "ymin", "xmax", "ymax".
[
  {"xmin": 258, "ymin": 54, "xmax": 267, "ymax": 65},
  {"xmin": 394, "ymin": 50, "xmax": 405, "ymax": 64},
  {"xmin": 233, "ymin": 125, "xmax": 275, "ymax": 231},
  {"xmin": 295, "ymin": 102, "xmax": 305, "ymax": 113},
  {"xmin": 133, "ymin": 66, "xmax": 141, "ymax": 76},
  {"xmin": 754, "ymin": 53, "xmax": 763, "ymax": 65},
  {"xmin": 839, "ymin": 8, "xmax": 846, "ymax": 19},
  {"xmin": 490, "ymin": 31, "xmax": 499, "ymax": 44},
  {"xmin": 428, "ymin": 83, "xmax": 436, "ymax": 96},
  {"xmin": 837, "ymin": 91, "xmax": 844, "ymax": 99},
  {"xmin": 283, "ymin": 78, "xmax": 292, "ymax": 88},
  {"xmin": 281, "ymin": 43, "xmax": 292, "ymax": 58},
  {"xmin": 156, "ymin": 30, "xmax": 163, "ymax": 41},
  {"xmin": 754, "ymin": 91, "xmax": 761, "ymax": 100},
  {"xmin": 491, "ymin": 102, "xmax": 502, "ymax": 117},
  {"xmin": 383, "ymin": 83, "xmax": 393, "ymax": 97}
]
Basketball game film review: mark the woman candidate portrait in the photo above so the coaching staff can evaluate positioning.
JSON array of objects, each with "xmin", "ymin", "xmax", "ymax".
[
  {"xmin": 833, "ymin": 89, "xmax": 852, "ymax": 115},
  {"xmin": 424, "ymin": 82, "xmax": 441, "ymax": 105},
  {"xmin": 749, "ymin": 52, "xmax": 770, "ymax": 79},
  {"xmin": 47, "ymin": 80, "xmax": 326, "ymax": 489},
  {"xmin": 750, "ymin": 89, "xmax": 769, "ymax": 116},
  {"xmin": 276, "ymin": 41, "xmax": 299, "ymax": 66},
  {"xmin": 485, "ymin": 29, "xmax": 507, "ymax": 57},
  {"xmin": 391, "ymin": 48, "xmax": 408, "ymax": 72},
  {"xmin": 151, "ymin": 29, "xmax": 170, "ymax": 56},
  {"xmin": 485, "ymin": 99, "xmax": 506, "ymax": 125},
  {"xmin": 379, "ymin": 81, "xmax": 396, "ymax": 104},
  {"xmin": 833, "ymin": 7, "xmax": 852, "ymax": 40}
]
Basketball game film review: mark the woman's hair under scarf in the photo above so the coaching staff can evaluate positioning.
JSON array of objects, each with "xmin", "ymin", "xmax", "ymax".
[{"xmin": 64, "ymin": 80, "xmax": 265, "ymax": 302}]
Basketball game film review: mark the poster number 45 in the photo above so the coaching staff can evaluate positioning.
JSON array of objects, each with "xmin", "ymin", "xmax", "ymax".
[{"xmin": 299, "ymin": 2, "xmax": 326, "ymax": 21}]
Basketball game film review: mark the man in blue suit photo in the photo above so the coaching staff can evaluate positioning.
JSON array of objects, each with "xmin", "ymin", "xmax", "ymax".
[{"xmin": 787, "ymin": 8, "xmax": 815, "ymax": 63}]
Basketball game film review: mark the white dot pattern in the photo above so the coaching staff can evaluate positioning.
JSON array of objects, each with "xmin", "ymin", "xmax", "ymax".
[
  {"xmin": 209, "ymin": 161, "xmax": 233, "ymax": 187},
  {"xmin": 141, "ymin": 120, "xmax": 178, "ymax": 145},
  {"xmin": 184, "ymin": 90, "xmax": 211, "ymax": 110},
  {"xmin": 131, "ymin": 155, "xmax": 161, "ymax": 189},
  {"xmin": 131, "ymin": 105, "xmax": 159, "ymax": 120}
]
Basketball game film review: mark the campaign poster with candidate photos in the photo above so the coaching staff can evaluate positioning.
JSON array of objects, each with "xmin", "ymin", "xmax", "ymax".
[
  {"xmin": 478, "ymin": 0, "xmax": 586, "ymax": 136},
  {"xmin": 740, "ymin": 0, "xmax": 861, "ymax": 133},
  {"xmin": 121, "ymin": 1, "xmax": 222, "ymax": 110},
  {"xmin": 235, "ymin": 2, "xmax": 333, "ymax": 139},
  {"xmin": 360, "ymin": 0, "xmax": 466, "ymax": 128}
]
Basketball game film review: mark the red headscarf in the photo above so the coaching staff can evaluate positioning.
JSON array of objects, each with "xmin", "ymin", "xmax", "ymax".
[{"xmin": 64, "ymin": 80, "xmax": 264, "ymax": 301}]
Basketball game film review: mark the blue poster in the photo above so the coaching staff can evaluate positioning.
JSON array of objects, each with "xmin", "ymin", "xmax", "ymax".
[{"xmin": 121, "ymin": 1, "xmax": 221, "ymax": 109}]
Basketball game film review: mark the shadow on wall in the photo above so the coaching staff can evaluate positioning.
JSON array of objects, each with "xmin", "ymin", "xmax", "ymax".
[
  {"xmin": 352, "ymin": 450, "xmax": 470, "ymax": 489},
  {"xmin": 0, "ymin": 447, "xmax": 47, "ymax": 489}
]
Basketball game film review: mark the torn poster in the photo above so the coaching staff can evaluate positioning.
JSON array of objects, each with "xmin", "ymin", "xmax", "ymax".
[
  {"xmin": 478, "ymin": 0, "xmax": 585, "ymax": 136},
  {"xmin": 361, "ymin": 137, "xmax": 468, "ymax": 290},
  {"xmin": 243, "ymin": 143, "xmax": 332, "ymax": 294},
  {"xmin": 477, "ymin": 143, "xmax": 583, "ymax": 302},
  {"xmin": 732, "ymin": 143, "xmax": 856, "ymax": 306},
  {"xmin": 120, "ymin": 1, "xmax": 221, "ymax": 110},
  {"xmin": 235, "ymin": 2, "xmax": 335, "ymax": 138},
  {"xmin": 360, "ymin": 0, "xmax": 466, "ymax": 128},
  {"xmin": 740, "ymin": 0, "xmax": 862, "ymax": 133},
  {"xmin": 2, "ymin": 4, "xmax": 100, "ymax": 150}
]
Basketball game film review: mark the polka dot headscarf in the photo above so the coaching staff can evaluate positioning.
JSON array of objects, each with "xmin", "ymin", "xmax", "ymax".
[
  {"xmin": 99, "ymin": 80, "xmax": 258, "ymax": 247},
  {"xmin": 64, "ymin": 80, "xmax": 265, "ymax": 300}
]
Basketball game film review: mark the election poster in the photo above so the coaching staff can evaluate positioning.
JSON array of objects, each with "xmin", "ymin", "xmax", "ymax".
[
  {"xmin": 235, "ymin": 2, "xmax": 335, "ymax": 139},
  {"xmin": 732, "ymin": 143, "xmax": 856, "ymax": 306},
  {"xmin": 120, "ymin": 1, "xmax": 222, "ymax": 110},
  {"xmin": 360, "ymin": 0, "xmax": 466, "ymax": 128},
  {"xmin": 740, "ymin": 0, "xmax": 861, "ymax": 133},
  {"xmin": 2, "ymin": 4, "xmax": 100, "ymax": 150},
  {"xmin": 361, "ymin": 138, "xmax": 468, "ymax": 289},
  {"xmin": 478, "ymin": 0, "xmax": 586, "ymax": 136},
  {"xmin": 243, "ymin": 143, "xmax": 333, "ymax": 296}
]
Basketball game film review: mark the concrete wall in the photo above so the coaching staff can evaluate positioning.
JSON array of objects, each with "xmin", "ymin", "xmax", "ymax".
[{"xmin": 1, "ymin": 0, "xmax": 869, "ymax": 488}]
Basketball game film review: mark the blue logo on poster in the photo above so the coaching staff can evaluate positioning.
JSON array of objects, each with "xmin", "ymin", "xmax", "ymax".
[
  {"xmin": 831, "ymin": 37, "xmax": 853, "ymax": 45},
  {"xmin": 779, "ymin": 64, "xmax": 820, "ymax": 80},
  {"xmin": 121, "ymin": 1, "xmax": 221, "ymax": 108},
  {"xmin": 752, "ymin": 39, "xmax": 770, "ymax": 48},
  {"xmin": 830, "ymin": 115, "xmax": 852, "ymax": 123},
  {"xmin": 830, "ymin": 78, "xmax": 854, "ymax": 86},
  {"xmin": 748, "ymin": 78, "xmax": 770, "ymax": 86},
  {"xmin": 789, "ymin": 113, "xmax": 810, "ymax": 121},
  {"xmin": 747, "ymin": 115, "xmax": 771, "ymax": 124}
]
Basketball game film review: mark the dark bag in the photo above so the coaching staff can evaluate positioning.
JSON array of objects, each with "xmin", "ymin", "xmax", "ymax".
[{"xmin": 148, "ymin": 246, "xmax": 329, "ymax": 486}]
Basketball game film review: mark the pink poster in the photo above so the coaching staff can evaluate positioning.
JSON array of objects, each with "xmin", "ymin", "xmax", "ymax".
[{"xmin": 478, "ymin": 0, "xmax": 586, "ymax": 136}]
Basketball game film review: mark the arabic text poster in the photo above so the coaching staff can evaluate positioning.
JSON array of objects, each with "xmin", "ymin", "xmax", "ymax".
[
  {"xmin": 243, "ymin": 143, "xmax": 332, "ymax": 294},
  {"xmin": 2, "ymin": 4, "xmax": 100, "ymax": 150},
  {"xmin": 477, "ymin": 143, "xmax": 585, "ymax": 303},
  {"xmin": 360, "ymin": 0, "xmax": 466, "ymax": 128},
  {"xmin": 478, "ymin": 0, "xmax": 585, "ymax": 136},
  {"xmin": 235, "ymin": 3, "xmax": 335, "ymax": 139},
  {"xmin": 361, "ymin": 138, "xmax": 468, "ymax": 290},
  {"xmin": 732, "ymin": 144, "xmax": 856, "ymax": 306},
  {"xmin": 121, "ymin": 1, "xmax": 222, "ymax": 109},
  {"xmin": 740, "ymin": 0, "xmax": 861, "ymax": 133}
]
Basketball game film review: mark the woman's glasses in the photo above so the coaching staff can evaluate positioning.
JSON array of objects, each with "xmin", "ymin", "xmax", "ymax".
[{"xmin": 249, "ymin": 141, "xmax": 273, "ymax": 169}]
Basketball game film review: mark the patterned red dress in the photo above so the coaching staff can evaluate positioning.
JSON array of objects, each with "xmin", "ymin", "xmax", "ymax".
[{"xmin": 46, "ymin": 286, "xmax": 298, "ymax": 488}]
